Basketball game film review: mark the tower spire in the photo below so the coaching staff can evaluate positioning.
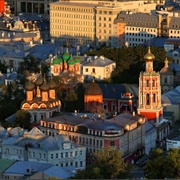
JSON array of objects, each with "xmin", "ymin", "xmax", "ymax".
[
  {"xmin": 164, "ymin": 55, "xmax": 168, "ymax": 68},
  {"xmin": 66, "ymin": 41, "xmax": 69, "ymax": 52}
]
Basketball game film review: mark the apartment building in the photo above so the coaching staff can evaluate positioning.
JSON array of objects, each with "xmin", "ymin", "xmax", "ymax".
[
  {"xmin": 114, "ymin": 11, "xmax": 180, "ymax": 47},
  {"xmin": 1, "ymin": 126, "xmax": 86, "ymax": 169},
  {"xmin": 50, "ymin": 0, "xmax": 157, "ymax": 47},
  {"xmin": 39, "ymin": 112, "xmax": 146, "ymax": 159},
  {"xmin": 114, "ymin": 12, "xmax": 158, "ymax": 47}
]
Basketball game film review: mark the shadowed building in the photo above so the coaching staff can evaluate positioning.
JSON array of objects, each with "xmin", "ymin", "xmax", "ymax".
[{"xmin": 84, "ymin": 80, "xmax": 103, "ymax": 112}]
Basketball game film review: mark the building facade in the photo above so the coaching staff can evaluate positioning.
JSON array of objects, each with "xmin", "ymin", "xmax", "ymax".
[
  {"xmin": 1, "ymin": 127, "xmax": 86, "ymax": 169},
  {"xmin": 166, "ymin": 136, "xmax": 180, "ymax": 150},
  {"xmin": 82, "ymin": 55, "xmax": 116, "ymax": 81},
  {"xmin": 84, "ymin": 80, "xmax": 103, "ymax": 112},
  {"xmin": 39, "ymin": 112, "xmax": 146, "ymax": 160},
  {"xmin": 114, "ymin": 12, "xmax": 180, "ymax": 48},
  {"xmin": 49, "ymin": 0, "xmax": 157, "ymax": 47}
]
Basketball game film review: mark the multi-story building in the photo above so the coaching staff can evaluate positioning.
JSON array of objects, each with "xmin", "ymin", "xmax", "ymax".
[
  {"xmin": 50, "ymin": 0, "xmax": 157, "ymax": 47},
  {"xmin": 16, "ymin": 0, "xmax": 57, "ymax": 16},
  {"xmin": 39, "ymin": 112, "xmax": 146, "ymax": 160},
  {"xmin": 1, "ymin": 126, "xmax": 86, "ymax": 169},
  {"xmin": 114, "ymin": 12, "xmax": 158, "ymax": 47},
  {"xmin": 114, "ymin": 11, "xmax": 180, "ymax": 47},
  {"xmin": 82, "ymin": 55, "xmax": 116, "ymax": 81}
]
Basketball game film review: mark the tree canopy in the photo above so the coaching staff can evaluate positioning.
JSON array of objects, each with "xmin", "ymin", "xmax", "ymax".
[
  {"xmin": 15, "ymin": 110, "xmax": 31, "ymax": 130},
  {"xmin": 73, "ymin": 147, "xmax": 131, "ymax": 179},
  {"xmin": 144, "ymin": 148, "xmax": 180, "ymax": 179},
  {"xmin": 87, "ymin": 46, "xmax": 168, "ymax": 84}
]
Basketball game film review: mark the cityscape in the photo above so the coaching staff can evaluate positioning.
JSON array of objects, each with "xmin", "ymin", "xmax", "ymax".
[{"xmin": 0, "ymin": 0, "xmax": 180, "ymax": 179}]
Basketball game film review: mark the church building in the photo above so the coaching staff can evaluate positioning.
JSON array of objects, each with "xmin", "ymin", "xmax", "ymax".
[
  {"xmin": 137, "ymin": 47, "xmax": 163, "ymax": 125},
  {"xmin": 21, "ymin": 72, "xmax": 61, "ymax": 123},
  {"xmin": 50, "ymin": 43, "xmax": 81, "ymax": 76}
]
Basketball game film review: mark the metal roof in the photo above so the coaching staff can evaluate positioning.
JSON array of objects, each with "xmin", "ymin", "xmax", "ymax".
[
  {"xmin": 43, "ymin": 166, "xmax": 74, "ymax": 179},
  {"xmin": 3, "ymin": 161, "xmax": 52, "ymax": 175}
]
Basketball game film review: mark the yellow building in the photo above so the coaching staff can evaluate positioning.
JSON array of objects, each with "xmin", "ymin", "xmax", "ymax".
[{"xmin": 50, "ymin": 0, "xmax": 157, "ymax": 47}]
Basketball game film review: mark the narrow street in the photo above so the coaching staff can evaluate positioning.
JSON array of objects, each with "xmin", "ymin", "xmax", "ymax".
[{"xmin": 130, "ymin": 166, "xmax": 144, "ymax": 179}]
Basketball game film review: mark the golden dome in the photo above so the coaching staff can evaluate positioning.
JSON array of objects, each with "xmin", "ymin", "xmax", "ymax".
[{"xmin": 143, "ymin": 46, "xmax": 155, "ymax": 61}]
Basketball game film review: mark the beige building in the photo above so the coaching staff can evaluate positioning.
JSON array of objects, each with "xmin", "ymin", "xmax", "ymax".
[
  {"xmin": 39, "ymin": 112, "xmax": 146, "ymax": 159},
  {"xmin": 82, "ymin": 55, "xmax": 116, "ymax": 81},
  {"xmin": 50, "ymin": 0, "xmax": 157, "ymax": 47}
]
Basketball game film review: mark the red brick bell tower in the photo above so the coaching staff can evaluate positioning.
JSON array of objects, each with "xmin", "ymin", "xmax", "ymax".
[{"xmin": 137, "ymin": 47, "xmax": 163, "ymax": 126}]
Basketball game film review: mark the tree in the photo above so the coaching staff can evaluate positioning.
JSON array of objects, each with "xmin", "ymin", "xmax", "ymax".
[
  {"xmin": 64, "ymin": 89, "xmax": 78, "ymax": 112},
  {"xmin": 86, "ymin": 46, "xmax": 167, "ymax": 84},
  {"xmin": 144, "ymin": 148, "xmax": 180, "ymax": 179},
  {"xmin": 167, "ymin": 148, "xmax": 180, "ymax": 178},
  {"xmin": 15, "ymin": 110, "xmax": 31, "ymax": 129},
  {"xmin": 73, "ymin": 147, "xmax": 131, "ymax": 179}
]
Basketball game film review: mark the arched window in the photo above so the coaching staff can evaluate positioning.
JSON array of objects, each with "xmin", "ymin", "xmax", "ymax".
[
  {"xmin": 153, "ymin": 94, "xmax": 156, "ymax": 103},
  {"xmin": 146, "ymin": 94, "xmax": 150, "ymax": 105},
  {"xmin": 146, "ymin": 80, "xmax": 149, "ymax": 87},
  {"xmin": 111, "ymin": 101, "xmax": 116, "ymax": 111},
  {"xmin": 103, "ymin": 101, "xmax": 108, "ymax": 110}
]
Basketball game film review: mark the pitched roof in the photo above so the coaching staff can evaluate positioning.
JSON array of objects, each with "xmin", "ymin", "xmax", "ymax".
[
  {"xmin": 26, "ymin": 127, "xmax": 45, "ymax": 139},
  {"xmin": 3, "ymin": 161, "xmax": 52, "ymax": 175},
  {"xmin": 98, "ymin": 84, "xmax": 126, "ymax": 99},
  {"xmin": 43, "ymin": 166, "xmax": 74, "ymax": 179}
]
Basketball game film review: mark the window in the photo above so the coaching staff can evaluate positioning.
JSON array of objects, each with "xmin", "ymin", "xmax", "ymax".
[
  {"xmin": 146, "ymin": 94, "xmax": 150, "ymax": 105},
  {"xmin": 153, "ymin": 94, "xmax": 156, "ymax": 103},
  {"xmin": 65, "ymin": 152, "xmax": 68, "ymax": 157},
  {"xmin": 80, "ymin": 161, "xmax": 83, "ymax": 167},
  {"xmin": 56, "ymin": 153, "xmax": 58, "ymax": 158},
  {"xmin": 92, "ymin": 68, "xmax": 95, "ymax": 73},
  {"xmin": 51, "ymin": 154, "xmax": 53, "ymax": 159},
  {"xmin": 146, "ymin": 80, "xmax": 149, "ymax": 87},
  {"xmin": 110, "ymin": 141, "xmax": 115, "ymax": 146},
  {"xmin": 61, "ymin": 153, "xmax": 63, "ymax": 158},
  {"xmin": 85, "ymin": 68, "xmax": 88, "ymax": 72}
]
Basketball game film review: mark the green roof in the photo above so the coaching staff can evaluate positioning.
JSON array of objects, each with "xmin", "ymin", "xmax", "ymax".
[
  {"xmin": 68, "ymin": 56, "xmax": 75, "ymax": 65},
  {"xmin": 0, "ymin": 159, "xmax": 16, "ymax": 172},
  {"xmin": 62, "ymin": 52, "xmax": 70, "ymax": 61},
  {"xmin": 53, "ymin": 55, "xmax": 61, "ymax": 64},
  {"xmin": 74, "ymin": 56, "xmax": 81, "ymax": 63}
]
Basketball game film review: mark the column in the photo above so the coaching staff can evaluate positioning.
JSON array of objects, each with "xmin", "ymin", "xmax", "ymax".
[{"xmin": 156, "ymin": 112, "xmax": 159, "ymax": 126}]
